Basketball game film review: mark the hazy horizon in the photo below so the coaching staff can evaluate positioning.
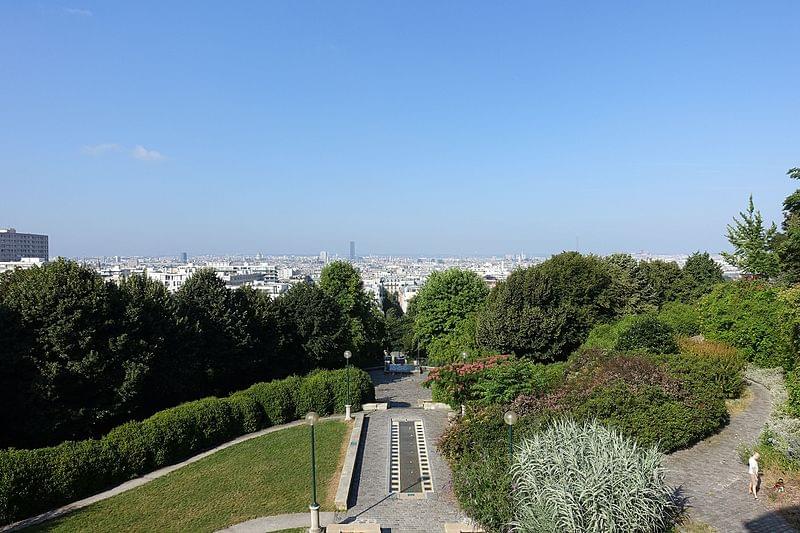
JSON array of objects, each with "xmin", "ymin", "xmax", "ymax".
[{"xmin": 2, "ymin": 2, "xmax": 798, "ymax": 258}]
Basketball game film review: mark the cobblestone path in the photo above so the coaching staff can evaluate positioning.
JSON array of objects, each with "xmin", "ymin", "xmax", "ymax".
[
  {"xmin": 335, "ymin": 370, "xmax": 467, "ymax": 533},
  {"xmin": 665, "ymin": 381, "xmax": 796, "ymax": 532}
]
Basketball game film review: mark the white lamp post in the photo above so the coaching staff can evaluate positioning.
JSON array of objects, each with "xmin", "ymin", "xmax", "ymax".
[{"xmin": 344, "ymin": 350, "xmax": 352, "ymax": 420}]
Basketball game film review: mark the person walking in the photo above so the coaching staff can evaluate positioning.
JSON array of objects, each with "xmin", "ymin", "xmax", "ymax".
[{"xmin": 748, "ymin": 452, "xmax": 761, "ymax": 500}]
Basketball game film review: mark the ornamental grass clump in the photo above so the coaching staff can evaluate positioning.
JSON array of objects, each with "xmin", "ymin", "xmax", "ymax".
[{"xmin": 510, "ymin": 419, "xmax": 677, "ymax": 533}]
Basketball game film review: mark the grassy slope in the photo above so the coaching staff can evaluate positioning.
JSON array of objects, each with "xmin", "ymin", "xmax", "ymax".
[{"xmin": 30, "ymin": 420, "xmax": 348, "ymax": 533}]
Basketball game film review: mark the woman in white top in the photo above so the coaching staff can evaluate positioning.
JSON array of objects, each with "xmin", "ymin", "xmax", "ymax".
[{"xmin": 748, "ymin": 452, "xmax": 760, "ymax": 499}]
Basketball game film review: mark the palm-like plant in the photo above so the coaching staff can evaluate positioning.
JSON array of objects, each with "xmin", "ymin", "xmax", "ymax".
[{"xmin": 511, "ymin": 418, "xmax": 677, "ymax": 533}]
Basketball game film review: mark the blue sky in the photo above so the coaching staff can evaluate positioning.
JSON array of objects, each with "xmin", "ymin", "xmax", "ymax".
[{"xmin": 1, "ymin": 2, "xmax": 798, "ymax": 257}]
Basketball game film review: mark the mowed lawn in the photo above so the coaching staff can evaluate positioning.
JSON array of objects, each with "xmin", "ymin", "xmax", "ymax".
[{"xmin": 30, "ymin": 420, "xmax": 349, "ymax": 533}]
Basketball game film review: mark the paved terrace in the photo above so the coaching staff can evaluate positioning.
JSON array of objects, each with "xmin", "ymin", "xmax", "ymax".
[{"xmin": 334, "ymin": 369, "xmax": 468, "ymax": 533}]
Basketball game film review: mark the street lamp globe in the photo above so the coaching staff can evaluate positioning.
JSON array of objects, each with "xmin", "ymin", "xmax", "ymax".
[
  {"xmin": 461, "ymin": 351, "xmax": 468, "ymax": 361},
  {"xmin": 344, "ymin": 350, "xmax": 352, "ymax": 360},
  {"xmin": 504, "ymin": 410, "xmax": 518, "ymax": 426},
  {"xmin": 305, "ymin": 411, "xmax": 319, "ymax": 426}
]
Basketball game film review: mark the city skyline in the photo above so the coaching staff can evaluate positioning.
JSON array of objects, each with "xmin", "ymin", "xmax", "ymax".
[{"xmin": 2, "ymin": 2, "xmax": 799, "ymax": 257}]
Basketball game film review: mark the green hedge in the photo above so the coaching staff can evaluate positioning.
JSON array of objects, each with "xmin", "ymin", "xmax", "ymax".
[
  {"xmin": 0, "ymin": 368, "xmax": 374, "ymax": 525},
  {"xmin": 615, "ymin": 314, "xmax": 679, "ymax": 354}
]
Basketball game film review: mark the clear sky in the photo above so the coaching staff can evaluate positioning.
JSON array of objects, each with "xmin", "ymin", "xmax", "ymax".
[{"xmin": 1, "ymin": 2, "xmax": 798, "ymax": 258}]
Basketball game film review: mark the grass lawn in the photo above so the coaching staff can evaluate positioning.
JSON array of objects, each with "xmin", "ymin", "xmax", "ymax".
[{"xmin": 29, "ymin": 420, "xmax": 349, "ymax": 533}]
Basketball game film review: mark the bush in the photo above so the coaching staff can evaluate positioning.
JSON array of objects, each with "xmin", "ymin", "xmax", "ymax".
[
  {"xmin": 615, "ymin": 314, "xmax": 678, "ymax": 354},
  {"xmin": 697, "ymin": 281, "xmax": 793, "ymax": 368},
  {"xmin": 658, "ymin": 301, "xmax": 701, "ymax": 336},
  {"xmin": 786, "ymin": 370, "xmax": 800, "ymax": 417},
  {"xmin": 511, "ymin": 419, "xmax": 677, "ymax": 533},
  {"xmin": 0, "ymin": 368, "xmax": 375, "ymax": 525},
  {"xmin": 675, "ymin": 338, "xmax": 746, "ymax": 399}
]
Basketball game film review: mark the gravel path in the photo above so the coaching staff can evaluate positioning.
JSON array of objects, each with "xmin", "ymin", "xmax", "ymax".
[{"xmin": 665, "ymin": 382, "xmax": 796, "ymax": 532}]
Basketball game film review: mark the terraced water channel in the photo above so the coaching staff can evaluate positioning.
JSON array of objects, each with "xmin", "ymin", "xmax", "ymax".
[{"xmin": 389, "ymin": 418, "xmax": 433, "ymax": 496}]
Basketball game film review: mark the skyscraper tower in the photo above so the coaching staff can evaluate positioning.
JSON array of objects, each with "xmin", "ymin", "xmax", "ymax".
[{"xmin": 349, "ymin": 241, "xmax": 356, "ymax": 260}]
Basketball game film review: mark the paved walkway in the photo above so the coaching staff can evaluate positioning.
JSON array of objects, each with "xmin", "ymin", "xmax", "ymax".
[
  {"xmin": 217, "ymin": 512, "xmax": 336, "ymax": 532},
  {"xmin": 334, "ymin": 370, "xmax": 467, "ymax": 533},
  {"xmin": 665, "ymin": 381, "xmax": 796, "ymax": 532}
]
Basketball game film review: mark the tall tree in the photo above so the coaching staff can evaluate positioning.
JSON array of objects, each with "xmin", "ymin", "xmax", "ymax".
[
  {"xmin": 722, "ymin": 195, "xmax": 780, "ymax": 279},
  {"xmin": 270, "ymin": 282, "xmax": 349, "ymax": 373},
  {"xmin": 319, "ymin": 261, "xmax": 385, "ymax": 363},
  {"xmin": 476, "ymin": 252, "xmax": 625, "ymax": 361},
  {"xmin": 411, "ymin": 268, "xmax": 488, "ymax": 364},
  {"xmin": 777, "ymin": 167, "xmax": 800, "ymax": 282},
  {"xmin": 0, "ymin": 260, "xmax": 132, "ymax": 446},
  {"xmin": 174, "ymin": 269, "xmax": 260, "ymax": 396},
  {"xmin": 675, "ymin": 252, "xmax": 724, "ymax": 301}
]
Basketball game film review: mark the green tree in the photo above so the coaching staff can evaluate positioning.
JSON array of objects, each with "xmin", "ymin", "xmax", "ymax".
[
  {"xmin": 722, "ymin": 195, "xmax": 780, "ymax": 279},
  {"xmin": 319, "ymin": 261, "xmax": 385, "ymax": 363},
  {"xmin": 270, "ymin": 282, "xmax": 349, "ymax": 373},
  {"xmin": 638, "ymin": 259, "xmax": 682, "ymax": 308},
  {"xmin": 174, "ymin": 269, "xmax": 263, "ymax": 396},
  {"xmin": 411, "ymin": 269, "xmax": 488, "ymax": 364},
  {"xmin": 675, "ymin": 252, "xmax": 724, "ymax": 302},
  {"xmin": 602, "ymin": 254, "xmax": 653, "ymax": 313},
  {"xmin": 777, "ymin": 167, "xmax": 800, "ymax": 282},
  {"xmin": 116, "ymin": 273, "xmax": 181, "ymax": 415},
  {"xmin": 476, "ymin": 252, "xmax": 625, "ymax": 361},
  {"xmin": 0, "ymin": 259, "xmax": 132, "ymax": 446}
]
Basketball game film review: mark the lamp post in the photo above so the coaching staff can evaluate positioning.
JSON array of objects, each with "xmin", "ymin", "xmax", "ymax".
[
  {"xmin": 504, "ymin": 410, "xmax": 518, "ymax": 460},
  {"xmin": 306, "ymin": 411, "xmax": 321, "ymax": 533},
  {"xmin": 344, "ymin": 350, "xmax": 352, "ymax": 420}
]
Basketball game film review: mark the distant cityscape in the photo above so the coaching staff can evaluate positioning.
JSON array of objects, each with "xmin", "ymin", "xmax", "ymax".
[{"xmin": 0, "ymin": 227, "xmax": 742, "ymax": 312}]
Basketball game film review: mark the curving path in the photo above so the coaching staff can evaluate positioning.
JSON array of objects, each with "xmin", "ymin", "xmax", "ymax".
[{"xmin": 665, "ymin": 381, "xmax": 796, "ymax": 532}]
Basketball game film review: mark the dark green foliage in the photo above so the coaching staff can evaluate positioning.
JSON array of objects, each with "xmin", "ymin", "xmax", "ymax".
[
  {"xmin": 412, "ymin": 269, "xmax": 489, "ymax": 365},
  {"xmin": 296, "ymin": 371, "xmax": 335, "ymax": 416},
  {"xmin": 697, "ymin": 281, "xmax": 793, "ymax": 368},
  {"xmin": 319, "ymin": 261, "xmax": 386, "ymax": 363},
  {"xmin": 657, "ymin": 301, "xmax": 701, "ymax": 336},
  {"xmin": 477, "ymin": 252, "xmax": 625, "ymax": 362},
  {"xmin": 778, "ymin": 168, "xmax": 800, "ymax": 282},
  {"xmin": 637, "ymin": 259, "xmax": 682, "ymax": 308},
  {"xmin": 269, "ymin": 282, "xmax": 349, "ymax": 373},
  {"xmin": 675, "ymin": 252, "xmax": 725, "ymax": 302},
  {"xmin": 615, "ymin": 314, "xmax": 679, "ymax": 354},
  {"xmin": 0, "ymin": 368, "xmax": 374, "ymax": 524},
  {"xmin": 240, "ymin": 378, "xmax": 299, "ymax": 425},
  {"xmin": 0, "ymin": 260, "xmax": 135, "ymax": 447}
]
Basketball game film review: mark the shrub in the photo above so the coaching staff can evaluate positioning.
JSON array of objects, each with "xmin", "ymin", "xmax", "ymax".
[
  {"xmin": 324, "ymin": 367, "xmax": 375, "ymax": 412},
  {"xmin": 658, "ymin": 301, "xmax": 701, "ymax": 336},
  {"xmin": 0, "ymin": 368, "xmax": 375, "ymax": 525},
  {"xmin": 785, "ymin": 370, "xmax": 800, "ymax": 417},
  {"xmin": 676, "ymin": 337, "xmax": 746, "ymax": 399},
  {"xmin": 615, "ymin": 314, "xmax": 678, "ymax": 354},
  {"xmin": 242, "ymin": 377, "xmax": 301, "ymax": 425},
  {"xmin": 226, "ymin": 393, "xmax": 265, "ymax": 433},
  {"xmin": 511, "ymin": 419, "xmax": 677, "ymax": 533},
  {"xmin": 297, "ymin": 371, "xmax": 335, "ymax": 416},
  {"xmin": 697, "ymin": 281, "xmax": 793, "ymax": 368}
]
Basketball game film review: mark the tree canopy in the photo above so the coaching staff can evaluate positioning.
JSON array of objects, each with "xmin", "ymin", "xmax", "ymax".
[
  {"xmin": 411, "ymin": 268, "xmax": 488, "ymax": 364},
  {"xmin": 722, "ymin": 195, "xmax": 780, "ymax": 279}
]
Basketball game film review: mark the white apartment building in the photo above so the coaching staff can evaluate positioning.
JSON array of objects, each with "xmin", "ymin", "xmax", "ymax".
[{"xmin": 0, "ymin": 257, "xmax": 45, "ymax": 274}]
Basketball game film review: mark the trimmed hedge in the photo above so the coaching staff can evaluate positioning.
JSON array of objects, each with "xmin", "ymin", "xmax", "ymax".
[{"xmin": 0, "ymin": 368, "xmax": 374, "ymax": 525}]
